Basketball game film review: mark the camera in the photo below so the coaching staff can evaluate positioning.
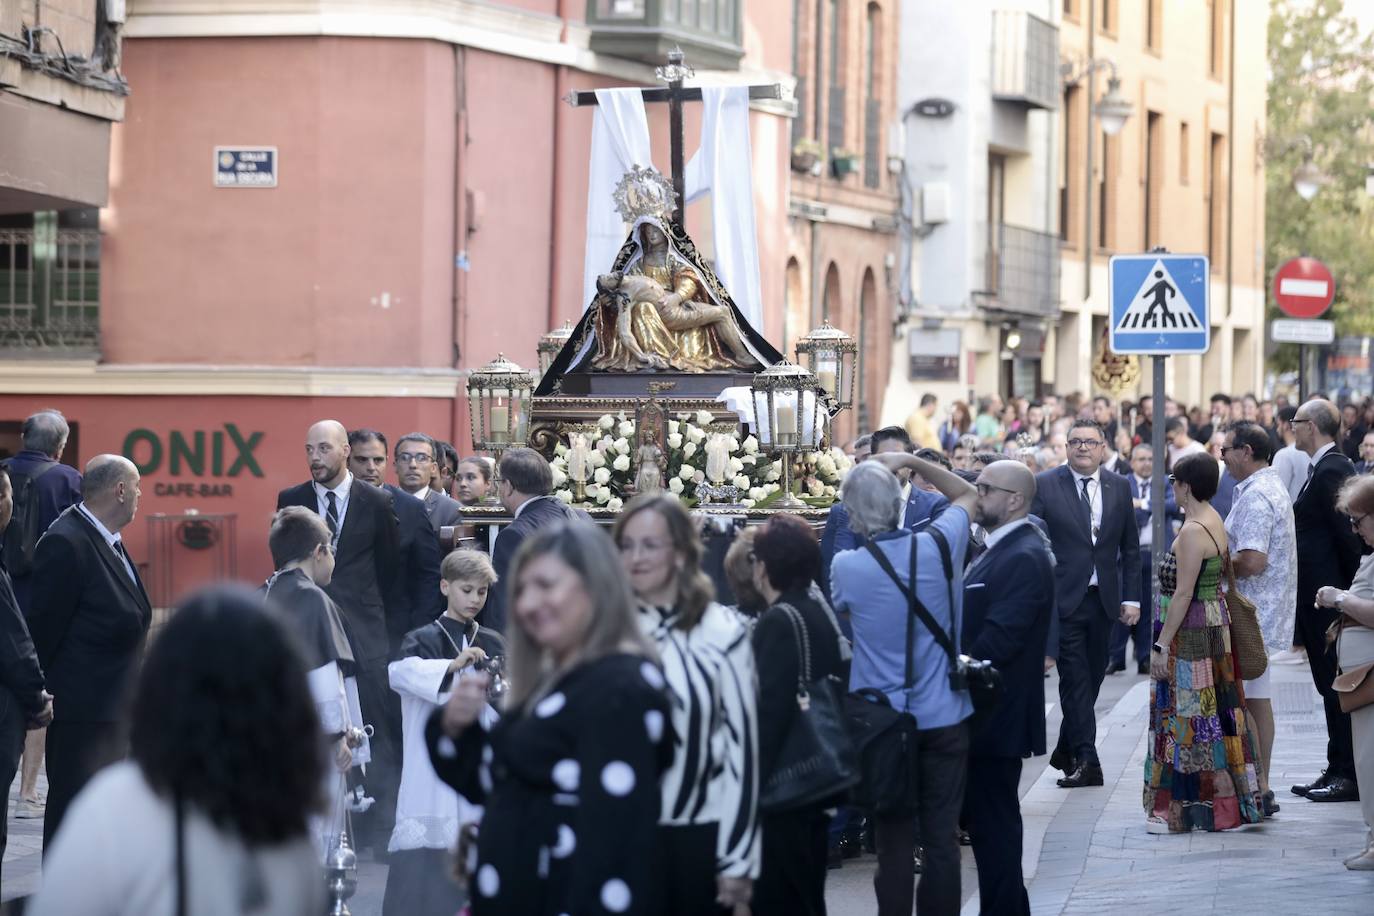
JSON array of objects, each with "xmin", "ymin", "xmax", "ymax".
[{"xmin": 949, "ymin": 654, "xmax": 1000, "ymax": 693}]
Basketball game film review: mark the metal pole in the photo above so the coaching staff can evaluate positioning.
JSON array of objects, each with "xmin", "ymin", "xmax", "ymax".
[
  {"xmin": 1083, "ymin": 0, "xmax": 1096, "ymax": 302},
  {"xmin": 1298, "ymin": 343, "xmax": 1307, "ymax": 402},
  {"xmin": 669, "ymin": 74, "xmax": 685, "ymax": 229},
  {"xmin": 1149, "ymin": 354, "xmax": 1166, "ymax": 630}
]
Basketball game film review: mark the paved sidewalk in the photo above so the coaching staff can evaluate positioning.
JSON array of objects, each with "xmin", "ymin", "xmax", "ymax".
[{"xmin": 998, "ymin": 664, "xmax": 1374, "ymax": 916}]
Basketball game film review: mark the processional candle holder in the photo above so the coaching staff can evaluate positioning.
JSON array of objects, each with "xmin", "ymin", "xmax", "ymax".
[
  {"xmin": 794, "ymin": 319, "xmax": 858, "ymax": 413},
  {"xmin": 466, "ymin": 354, "xmax": 535, "ymax": 506},
  {"xmin": 325, "ymin": 825, "xmax": 359, "ymax": 916},
  {"xmin": 697, "ymin": 432, "xmax": 740, "ymax": 506},
  {"xmin": 537, "ymin": 321, "xmax": 574, "ymax": 379},
  {"xmin": 751, "ymin": 361, "xmax": 828, "ymax": 510},
  {"xmin": 567, "ymin": 431, "xmax": 591, "ymax": 505}
]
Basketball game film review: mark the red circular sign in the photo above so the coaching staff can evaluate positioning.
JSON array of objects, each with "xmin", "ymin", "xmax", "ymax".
[{"xmin": 1273, "ymin": 257, "xmax": 1335, "ymax": 318}]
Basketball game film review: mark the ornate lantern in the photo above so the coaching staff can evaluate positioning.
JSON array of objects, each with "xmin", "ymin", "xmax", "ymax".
[
  {"xmin": 751, "ymin": 361, "xmax": 828, "ymax": 509},
  {"xmin": 537, "ymin": 321, "xmax": 575, "ymax": 378},
  {"xmin": 466, "ymin": 354, "xmax": 535, "ymax": 505},
  {"xmin": 794, "ymin": 320, "xmax": 858, "ymax": 412}
]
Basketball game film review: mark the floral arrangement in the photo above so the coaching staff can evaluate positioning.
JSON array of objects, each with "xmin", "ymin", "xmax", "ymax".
[{"xmin": 550, "ymin": 410, "xmax": 853, "ymax": 510}]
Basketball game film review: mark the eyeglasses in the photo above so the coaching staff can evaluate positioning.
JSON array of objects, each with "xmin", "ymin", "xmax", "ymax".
[
  {"xmin": 1350, "ymin": 513, "xmax": 1370, "ymax": 530},
  {"xmin": 1289, "ymin": 418, "xmax": 1314, "ymax": 428},
  {"xmin": 975, "ymin": 482, "xmax": 1019, "ymax": 497},
  {"xmin": 1218, "ymin": 444, "xmax": 1247, "ymax": 456},
  {"xmin": 396, "ymin": 452, "xmax": 433, "ymax": 465},
  {"xmin": 1167, "ymin": 474, "xmax": 1177, "ymax": 483},
  {"xmin": 1067, "ymin": 438, "xmax": 1104, "ymax": 449}
]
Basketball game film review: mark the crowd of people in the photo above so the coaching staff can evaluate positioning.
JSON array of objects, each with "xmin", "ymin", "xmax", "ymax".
[{"xmin": 2, "ymin": 383, "xmax": 1373, "ymax": 915}]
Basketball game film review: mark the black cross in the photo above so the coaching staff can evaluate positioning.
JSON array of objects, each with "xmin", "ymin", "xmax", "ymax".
[{"xmin": 565, "ymin": 49, "xmax": 782, "ymax": 229}]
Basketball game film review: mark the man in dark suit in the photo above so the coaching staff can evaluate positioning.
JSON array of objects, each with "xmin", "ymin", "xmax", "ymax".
[
  {"xmin": 28, "ymin": 455, "xmax": 151, "ymax": 849},
  {"xmin": 485, "ymin": 448, "xmax": 574, "ymax": 633},
  {"xmin": 392, "ymin": 431, "xmax": 464, "ymax": 534},
  {"xmin": 1289, "ymin": 398, "xmax": 1365, "ymax": 802},
  {"xmin": 347, "ymin": 428, "xmax": 443, "ymax": 636},
  {"xmin": 820, "ymin": 425, "xmax": 948, "ymax": 600},
  {"xmin": 1108, "ymin": 443, "xmax": 1181, "ymax": 674},
  {"xmin": 1031, "ymin": 418, "xmax": 1140, "ymax": 788},
  {"xmin": 277, "ymin": 419, "xmax": 403, "ymax": 849},
  {"xmin": 963, "ymin": 459, "xmax": 1054, "ymax": 916},
  {"xmin": 0, "ymin": 466, "xmax": 53, "ymax": 884}
]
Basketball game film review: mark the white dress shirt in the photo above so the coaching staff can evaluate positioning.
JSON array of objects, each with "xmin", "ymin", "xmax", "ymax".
[
  {"xmin": 1134, "ymin": 475, "xmax": 1152, "ymax": 547},
  {"xmin": 313, "ymin": 472, "xmax": 353, "ymax": 538},
  {"xmin": 77, "ymin": 502, "xmax": 138, "ymax": 584},
  {"xmin": 410, "ymin": 485, "xmax": 431, "ymax": 502},
  {"xmin": 983, "ymin": 516, "xmax": 1032, "ymax": 552}
]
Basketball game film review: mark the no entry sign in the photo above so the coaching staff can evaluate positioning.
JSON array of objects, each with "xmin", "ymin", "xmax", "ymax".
[{"xmin": 1273, "ymin": 257, "xmax": 1335, "ymax": 318}]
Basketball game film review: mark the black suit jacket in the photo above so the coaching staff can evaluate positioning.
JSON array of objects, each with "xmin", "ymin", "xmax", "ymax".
[
  {"xmin": 421, "ymin": 488, "xmax": 464, "ymax": 535},
  {"xmin": 962, "ymin": 523, "xmax": 1054, "ymax": 758},
  {"xmin": 277, "ymin": 479, "xmax": 401, "ymax": 664},
  {"xmin": 1293, "ymin": 447, "xmax": 1364, "ymax": 602},
  {"xmin": 0, "ymin": 565, "xmax": 46, "ymax": 728},
  {"xmin": 485, "ymin": 496, "xmax": 575, "ymax": 633},
  {"xmin": 27, "ymin": 508, "xmax": 152, "ymax": 723},
  {"xmin": 382, "ymin": 484, "xmax": 444, "ymax": 636},
  {"xmin": 1031, "ymin": 466, "xmax": 1140, "ymax": 618}
]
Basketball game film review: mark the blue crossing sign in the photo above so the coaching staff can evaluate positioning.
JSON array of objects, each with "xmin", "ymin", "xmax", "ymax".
[{"xmin": 1108, "ymin": 254, "xmax": 1210, "ymax": 355}]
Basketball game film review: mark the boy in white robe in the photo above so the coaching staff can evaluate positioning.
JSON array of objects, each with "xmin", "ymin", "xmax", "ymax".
[
  {"xmin": 383, "ymin": 549, "xmax": 504, "ymax": 916},
  {"xmin": 262, "ymin": 506, "xmax": 371, "ymax": 863}
]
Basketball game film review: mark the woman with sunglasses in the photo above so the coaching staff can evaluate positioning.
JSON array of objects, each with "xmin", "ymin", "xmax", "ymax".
[
  {"xmin": 1144, "ymin": 452, "xmax": 1264, "ymax": 833},
  {"xmin": 1315, "ymin": 475, "xmax": 1374, "ymax": 869}
]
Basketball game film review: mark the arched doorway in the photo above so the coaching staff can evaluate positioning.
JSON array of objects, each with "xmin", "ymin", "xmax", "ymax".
[
  {"xmin": 784, "ymin": 257, "xmax": 806, "ymax": 357},
  {"xmin": 821, "ymin": 263, "xmax": 841, "ymax": 323},
  {"xmin": 859, "ymin": 267, "xmax": 878, "ymax": 434}
]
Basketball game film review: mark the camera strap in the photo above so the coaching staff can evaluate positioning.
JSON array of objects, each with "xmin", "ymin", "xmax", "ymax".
[{"xmin": 865, "ymin": 527, "xmax": 959, "ymax": 679}]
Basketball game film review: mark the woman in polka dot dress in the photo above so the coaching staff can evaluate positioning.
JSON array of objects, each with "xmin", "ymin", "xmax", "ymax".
[{"xmin": 426, "ymin": 521, "xmax": 673, "ymax": 915}]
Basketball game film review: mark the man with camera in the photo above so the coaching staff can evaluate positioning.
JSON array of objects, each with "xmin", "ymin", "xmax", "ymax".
[{"xmin": 961, "ymin": 460, "xmax": 1054, "ymax": 916}]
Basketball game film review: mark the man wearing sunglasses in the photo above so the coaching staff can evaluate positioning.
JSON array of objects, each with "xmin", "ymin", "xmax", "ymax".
[
  {"xmin": 1031, "ymin": 418, "xmax": 1140, "ymax": 789},
  {"xmin": 1289, "ymin": 399, "xmax": 1365, "ymax": 803}
]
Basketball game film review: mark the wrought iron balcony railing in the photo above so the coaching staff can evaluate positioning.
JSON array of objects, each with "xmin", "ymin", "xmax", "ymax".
[
  {"xmin": 0, "ymin": 228, "xmax": 101, "ymax": 354},
  {"xmin": 991, "ymin": 10, "xmax": 1059, "ymax": 111},
  {"xmin": 989, "ymin": 223, "xmax": 1061, "ymax": 318}
]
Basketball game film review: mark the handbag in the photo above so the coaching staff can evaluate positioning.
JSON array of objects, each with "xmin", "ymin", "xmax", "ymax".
[
  {"xmin": 759, "ymin": 603, "xmax": 860, "ymax": 814},
  {"xmin": 1333, "ymin": 617, "xmax": 1374, "ymax": 714},
  {"xmin": 1209, "ymin": 528, "xmax": 1267, "ymax": 681}
]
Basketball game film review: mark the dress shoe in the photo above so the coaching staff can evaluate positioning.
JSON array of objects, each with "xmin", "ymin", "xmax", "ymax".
[
  {"xmin": 1305, "ymin": 777, "xmax": 1359, "ymax": 803},
  {"xmin": 1343, "ymin": 849, "xmax": 1374, "ymax": 870},
  {"xmin": 1057, "ymin": 763, "xmax": 1105, "ymax": 788},
  {"xmin": 913, "ymin": 846, "xmax": 924, "ymax": 874},
  {"xmin": 1291, "ymin": 771, "xmax": 1335, "ymax": 797},
  {"xmin": 1262, "ymin": 790, "xmax": 1280, "ymax": 818},
  {"xmin": 1049, "ymin": 747, "xmax": 1074, "ymax": 774},
  {"xmin": 1137, "ymin": 660, "xmax": 1150, "ymax": 675},
  {"xmin": 1106, "ymin": 660, "xmax": 1126, "ymax": 675}
]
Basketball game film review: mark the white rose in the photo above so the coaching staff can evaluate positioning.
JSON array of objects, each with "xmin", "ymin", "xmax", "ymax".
[
  {"xmin": 687, "ymin": 426, "xmax": 706, "ymax": 445},
  {"xmin": 807, "ymin": 478, "xmax": 825, "ymax": 497},
  {"xmin": 555, "ymin": 489, "xmax": 573, "ymax": 504},
  {"xmin": 679, "ymin": 465, "xmax": 696, "ymax": 481},
  {"xmin": 765, "ymin": 466, "xmax": 781, "ymax": 482},
  {"xmin": 607, "ymin": 497, "xmax": 624, "ymax": 512},
  {"xmin": 589, "ymin": 450, "xmax": 607, "ymax": 468},
  {"xmin": 594, "ymin": 467, "xmax": 611, "ymax": 485},
  {"xmin": 727, "ymin": 437, "xmax": 739, "ymax": 452},
  {"xmin": 749, "ymin": 487, "xmax": 766, "ymax": 501},
  {"xmin": 693, "ymin": 470, "xmax": 706, "ymax": 484},
  {"xmin": 818, "ymin": 455, "xmax": 837, "ymax": 476},
  {"xmin": 733, "ymin": 475, "xmax": 751, "ymax": 489},
  {"xmin": 619, "ymin": 420, "xmax": 635, "ymax": 438},
  {"xmin": 677, "ymin": 412, "xmax": 692, "ymax": 422},
  {"xmin": 741, "ymin": 454, "xmax": 757, "ymax": 466},
  {"xmin": 823, "ymin": 485, "xmax": 837, "ymax": 498},
  {"xmin": 668, "ymin": 420, "xmax": 681, "ymax": 435},
  {"xmin": 586, "ymin": 483, "xmax": 600, "ymax": 497},
  {"xmin": 613, "ymin": 454, "xmax": 631, "ymax": 472},
  {"xmin": 668, "ymin": 432, "xmax": 684, "ymax": 449},
  {"xmin": 551, "ymin": 467, "xmax": 567, "ymax": 488},
  {"xmin": 764, "ymin": 482, "xmax": 780, "ymax": 495},
  {"xmin": 612, "ymin": 437, "xmax": 629, "ymax": 455},
  {"xmin": 742, "ymin": 435, "xmax": 759, "ymax": 454},
  {"xmin": 741, "ymin": 498, "xmax": 756, "ymax": 508},
  {"xmin": 554, "ymin": 442, "xmax": 568, "ymax": 457},
  {"xmin": 596, "ymin": 488, "xmax": 611, "ymax": 505},
  {"xmin": 696, "ymin": 409, "xmax": 714, "ymax": 426},
  {"xmin": 669, "ymin": 477, "xmax": 685, "ymax": 494},
  {"xmin": 728, "ymin": 457, "xmax": 745, "ymax": 474},
  {"xmin": 598, "ymin": 415, "xmax": 615, "ymax": 431},
  {"xmin": 683, "ymin": 441, "xmax": 697, "ymax": 458}
]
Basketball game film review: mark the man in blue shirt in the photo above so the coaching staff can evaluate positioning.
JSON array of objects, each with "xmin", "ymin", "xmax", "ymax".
[
  {"xmin": 831, "ymin": 452, "xmax": 977, "ymax": 916},
  {"xmin": 3, "ymin": 410, "xmax": 83, "ymax": 612}
]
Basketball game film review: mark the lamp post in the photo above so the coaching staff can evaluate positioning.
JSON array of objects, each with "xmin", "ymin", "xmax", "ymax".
[
  {"xmin": 537, "ymin": 321, "xmax": 575, "ymax": 378},
  {"xmin": 1292, "ymin": 158, "xmax": 1325, "ymax": 201},
  {"xmin": 466, "ymin": 354, "xmax": 534, "ymax": 506},
  {"xmin": 794, "ymin": 319, "xmax": 859, "ymax": 413},
  {"xmin": 751, "ymin": 361, "xmax": 828, "ymax": 509}
]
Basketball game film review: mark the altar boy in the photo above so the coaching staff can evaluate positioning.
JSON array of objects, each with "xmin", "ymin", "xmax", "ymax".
[{"xmin": 383, "ymin": 549, "xmax": 505, "ymax": 915}]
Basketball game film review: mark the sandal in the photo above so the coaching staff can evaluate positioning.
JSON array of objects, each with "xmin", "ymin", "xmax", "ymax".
[{"xmin": 1145, "ymin": 816, "xmax": 1172, "ymax": 835}]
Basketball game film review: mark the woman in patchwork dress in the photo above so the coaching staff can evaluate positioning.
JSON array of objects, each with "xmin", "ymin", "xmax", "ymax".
[{"xmin": 1145, "ymin": 452, "xmax": 1264, "ymax": 833}]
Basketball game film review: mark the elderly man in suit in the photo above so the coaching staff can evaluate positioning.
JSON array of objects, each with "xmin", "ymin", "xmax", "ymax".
[
  {"xmin": 485, "ymin": 448, "xmax": 574, "ymax": 633},
  {"xmin": 1031, "ymin": 418, "xmax": 1140, "ymax": 788},
  {"xmin": 1289, "ymin": 398, "xmax": 1365, "ymax": 802},
  {"xmin": 962, "ymin": 460, "xmax": 1054, "ymax": 916},
  {"xmin": 392, "ymin": 431, "xmax": 463, "ymax": 534},
  {"xmin": 819, "ymin": 425, "xmax": 948, "ymax": 600},
  {"xmin": 277, "ymin": 419, "xmax": 403, "ymax": 849},
  {"xmin": 28, "ymin": 455, "xmax": 151, "ymax": 849},
  {"xmin": 0, "ymin": 466, "xmax": 53, "ymax": 883},
  {"xmin": 1108, "ymin": 442, "xmax": 1181, "ymax": 674},
  {"xmin": 346, "ymin": 428, "xmax": 443, "ymax": 636}
]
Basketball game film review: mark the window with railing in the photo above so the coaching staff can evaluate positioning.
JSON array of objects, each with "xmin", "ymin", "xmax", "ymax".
[
  {"xmin": 993, "ymin": 224, "xmax": 1062, "ymax": 317},
  {"xmin": 0, "ymin": 210, "xmax": 100, "ymax": 355}
]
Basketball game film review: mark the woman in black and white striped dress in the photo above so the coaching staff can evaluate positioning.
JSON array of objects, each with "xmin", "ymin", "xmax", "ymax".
[{"xmin": 613, "ymin": 494, "xmax": 760, "ymax": 915}]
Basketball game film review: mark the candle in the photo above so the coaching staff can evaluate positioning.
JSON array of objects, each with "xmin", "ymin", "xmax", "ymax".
[
  {"xmin": 706, "ymin": 434, "xmax": 729, "ymax": 483},
  {"xmin": 568, "ymin": 434, "xmax": 589, "ymax": 481},
  {"xmin": 776, "ymin": 404, "xmax": 797, "ymax": 446},
  {"xmin": 817, "ymin": 369, "xmax": 837, "ymax": 397},
  {"xmin": 489, "ymin": 406, "xmax": 509, "ymax": 443}
]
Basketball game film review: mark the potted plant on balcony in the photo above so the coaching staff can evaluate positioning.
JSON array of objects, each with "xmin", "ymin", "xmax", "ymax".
[
  {"xmin": 790, "ymin": 139, "xmax": 824, "ymax": 176},
  {"xmin": 830, "ymin": 148, "xmax": 859, "ymax": 178}
]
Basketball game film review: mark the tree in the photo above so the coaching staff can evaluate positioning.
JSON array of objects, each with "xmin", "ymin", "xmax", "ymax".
[{"xmin": 1266, "ymin": 0, "xmax": 1374, "ymax": 371}]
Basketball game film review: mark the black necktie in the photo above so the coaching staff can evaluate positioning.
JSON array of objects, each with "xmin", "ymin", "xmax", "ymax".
[
  {"xmin": 113, "ymin": 540, "xmax": 137, "ymax": 584},
  {"xmin": 1080, "ymin": 477, "xmax": 1094, "ymax": 536},
  {"xmin": 1297, "ymin": 462, "xmax": 1316, "ymax": 499},
  {"xmin": 325, "ymin": 491, "xmax": 340, "ymax": 538}
]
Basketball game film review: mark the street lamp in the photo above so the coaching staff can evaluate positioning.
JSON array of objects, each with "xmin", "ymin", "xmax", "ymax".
[
  {"xmin": 751, "ymin": 360, "xmax": 827, "ymax": 509},
  {"xmin": 1293, "ymin": 159, "xmax": 1325, "ymax": 201},
  {"xmin": 1094, "ymin": 77, "xmax": 1133, "ymax": 137}
]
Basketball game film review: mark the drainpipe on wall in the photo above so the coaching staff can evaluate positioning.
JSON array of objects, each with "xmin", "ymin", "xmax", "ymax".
[
  {"xmin": 452, "ymin": 44, "xmax": 470, "ymax": 451},
  {"xmin": 1226, "ymin": 0, "xmax": 1236, "ymax": 372}
]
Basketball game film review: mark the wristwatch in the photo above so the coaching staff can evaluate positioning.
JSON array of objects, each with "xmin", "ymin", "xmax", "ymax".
[{"xmin": 1151, "ymin": 642, "xmax": 1166, "ymax": 655}]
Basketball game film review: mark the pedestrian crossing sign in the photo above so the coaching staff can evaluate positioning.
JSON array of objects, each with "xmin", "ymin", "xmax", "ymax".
[{"xmin": 1108, "ymin": 254, "xmax": 1210, "ymax": 355}]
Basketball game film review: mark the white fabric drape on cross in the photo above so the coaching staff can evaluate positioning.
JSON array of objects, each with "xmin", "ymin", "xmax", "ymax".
[{"xmin": 581, "ymin": 85, "xmax": 764, "ymax": 332}]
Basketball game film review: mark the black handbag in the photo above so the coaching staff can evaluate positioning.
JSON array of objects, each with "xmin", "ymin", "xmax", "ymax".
[{"xmin": 760, "ymin": 603, "xmax": 861, "ymax": 814}]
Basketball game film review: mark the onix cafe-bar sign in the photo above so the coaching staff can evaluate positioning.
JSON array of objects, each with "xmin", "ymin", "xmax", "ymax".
[{"xmin": 122, "ymin": 425, "xmax": 264, "ymax": 497}]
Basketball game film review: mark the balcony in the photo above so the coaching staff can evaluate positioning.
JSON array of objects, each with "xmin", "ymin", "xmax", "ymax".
[
  {"xmin": 988, "ymin": 224, "xmax": 1060, "ymax": 318},
  {"xmin": 586, "ymin": 0, "xmax": 743, "ymax": 70},
  {"xmin": 990, "ymin": 10, "xmax": 1059, "ymax": 111},
  {"xmin": 0, "ymin": 227, "xmax": 101, "ymax": 355}
]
